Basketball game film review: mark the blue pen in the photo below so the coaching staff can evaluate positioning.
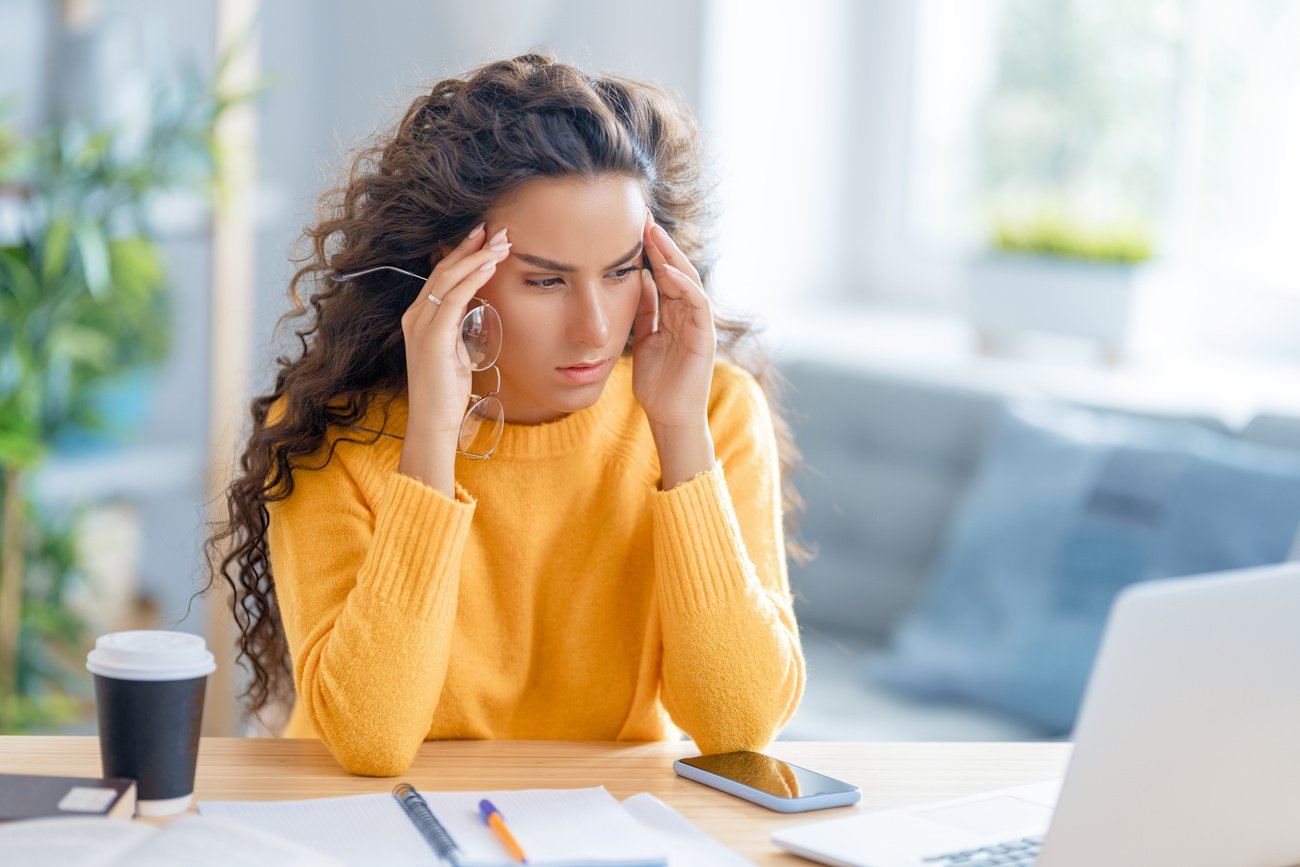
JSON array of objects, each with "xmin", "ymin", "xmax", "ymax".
[{"xmin": 479, "ymin": 798, "xmax": 528, "ymax": 863}]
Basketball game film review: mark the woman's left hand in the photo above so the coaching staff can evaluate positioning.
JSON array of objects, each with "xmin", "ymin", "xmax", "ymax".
[
  {"xmin": 632, "ymin": 211, "xmax": 717, "ymax": 489},
  {"xmin": 632, "ymin": 211, "xmax": 717, "ymax": 432}
]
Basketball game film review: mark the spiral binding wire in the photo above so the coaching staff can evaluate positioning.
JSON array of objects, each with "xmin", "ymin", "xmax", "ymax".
[{"xmin": 393, "ymin": 782, "xmax": 463, "ymax": 865}]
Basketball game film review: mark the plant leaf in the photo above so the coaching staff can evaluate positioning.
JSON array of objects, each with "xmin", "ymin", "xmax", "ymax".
[
  {"xmin": 74, "ymin": 222, "xmax": 111, "ymax": 299},
  {"xmin": 0, "ymin": 246, "xmax": 41, "ymax": 310},
  {"xmin": 40, "ymin": 215, "xmax": 73, "ymax": 285},
  {"xmin": 47, "ymin": 323, "xmax": 114, "ymax": 367},
  {"xmin": 0, "ymin": 427, "xmax": 45, "ymax": 467}
]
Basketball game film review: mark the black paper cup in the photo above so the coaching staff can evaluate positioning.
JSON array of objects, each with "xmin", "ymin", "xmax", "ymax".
[{"xmin": 86, "ymin": 630, "xmax": 216, "ymax": 816}]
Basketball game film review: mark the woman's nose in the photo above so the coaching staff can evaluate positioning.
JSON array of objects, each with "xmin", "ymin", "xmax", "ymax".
[{"xmin": 566, "ymin": 283, "xmax": 610, "ymax": 347}]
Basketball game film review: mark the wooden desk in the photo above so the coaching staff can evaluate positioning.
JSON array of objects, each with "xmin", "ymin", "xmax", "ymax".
[{"xmin": 1, "ymin": 737, "xmax": 1071, "ymax": 864}]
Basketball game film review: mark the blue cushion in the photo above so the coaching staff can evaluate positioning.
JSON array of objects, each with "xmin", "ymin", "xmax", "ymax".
[{"xmin": 869, "ymin": 402, "xmax": 1300, "ymax": 734}]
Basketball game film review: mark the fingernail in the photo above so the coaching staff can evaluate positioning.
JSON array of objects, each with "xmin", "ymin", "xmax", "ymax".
[
  {"xmin": 662, "ymin": 262, "xmax": 682, "ymax": 275},
  {"xmin": 490, "ymin": 242, "xmax": 512, "ymax": 252},
  {"xmin": 653, "ymin": 224, "xmax": 669, "ymax": 241},
  {"xmin": 489, "ymin": 227, "xmax": 508, "ymax": 245},
  {"xmin": 467, "ymin": 222, "xmax": 485, "ymax": 239},
  {"xmin": 479, "ymin": 260, "xmax": 498, "ymax": 272}
]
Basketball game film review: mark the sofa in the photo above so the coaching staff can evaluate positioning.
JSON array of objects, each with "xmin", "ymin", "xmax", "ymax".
[{"xmin": 774, "ymin": 354, "xmax": 1300, "ymax": 741}]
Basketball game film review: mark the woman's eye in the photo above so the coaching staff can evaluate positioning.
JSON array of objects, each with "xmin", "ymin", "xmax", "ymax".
[{"xmin": 523, "ymin": 267, "xmax": 639, "ymax": 290}]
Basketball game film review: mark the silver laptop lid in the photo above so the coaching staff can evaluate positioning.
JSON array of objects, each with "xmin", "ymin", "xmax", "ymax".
[{"xmin": 1040, "ymin": 562, "xmax": 1300, "ymax": 867}]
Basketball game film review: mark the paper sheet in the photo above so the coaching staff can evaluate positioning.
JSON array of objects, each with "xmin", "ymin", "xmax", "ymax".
[
  {"xmin": 0, "ymin": 817, "xmax": 153, "ymax": 867},
  {"xmin": 201, "ymin": 786, "xmax": 669, "ymax": 867},
  {"xmin": 621, "ymin": 793, "xmax": 756, "ymax": 867},
  {"xmin": 0, "ymin": 815, "xmax": 341, "ymax": 867}
]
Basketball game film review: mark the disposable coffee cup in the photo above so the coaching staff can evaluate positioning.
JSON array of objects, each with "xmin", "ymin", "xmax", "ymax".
[{"xmin": 86, "ymin": 630, "xmax": 216, "ymax": 816}]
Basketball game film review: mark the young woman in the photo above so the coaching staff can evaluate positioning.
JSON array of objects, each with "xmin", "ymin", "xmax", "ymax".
[{"xmin": 207, "ymin": 53, "xmax": 806, "ymax": 777}]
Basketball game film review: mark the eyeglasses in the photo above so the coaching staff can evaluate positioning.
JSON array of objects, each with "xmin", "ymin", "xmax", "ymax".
[{"xmin": 332, "ymin": 265, "xmax": 505, "ymax": 460}]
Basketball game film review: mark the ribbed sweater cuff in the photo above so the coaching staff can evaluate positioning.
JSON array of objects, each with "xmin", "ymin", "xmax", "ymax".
[
  {"xmin": 652, "ymin": 462, "xmax": 753, "ymax": 615},
  {"xmin": 356, "ymin": 471, "xmax": 476, "ymax": 618}
]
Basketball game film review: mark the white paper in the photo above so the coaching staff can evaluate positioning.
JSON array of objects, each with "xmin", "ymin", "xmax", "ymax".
[
  {"xmin": 203, "ymin": 792, "xmax": 430, "ymax": 866},
  {"xmin": 200, "ymin": 786, "xmax": 668, "ymax": 867},
  {"xmin": 122, "ymin": 815, "xmax": 343, "ymax": 866},
  {"xmin": 621, "ymin": 793, "xmax": 756, "ymax": 867},
  {"xmin": 0, "ymin": 815, "xmax": 339, "ymax": 867},
  {"xmin": 0, "ymin": 817, "xmax": 153, "ymax": 867}
]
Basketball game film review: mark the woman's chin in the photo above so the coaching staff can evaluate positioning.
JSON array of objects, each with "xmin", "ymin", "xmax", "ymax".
[
  {"xmin": 504, "ymin": 383, "xmax": 608, "ymax": 424},
  {"xmin": 548, "ymin": 383, "xmax": 607, "ymax": 413}
]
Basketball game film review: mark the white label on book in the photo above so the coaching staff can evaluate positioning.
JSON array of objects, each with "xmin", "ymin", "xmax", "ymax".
[{"xmin": 58, "ymin": 786, "xmax": 118, "ymax": 813}]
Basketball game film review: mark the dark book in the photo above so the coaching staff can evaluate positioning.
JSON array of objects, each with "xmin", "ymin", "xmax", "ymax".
[{"xmin": 0, "ymin": 772, "xmax": 137, "ymax": 822}]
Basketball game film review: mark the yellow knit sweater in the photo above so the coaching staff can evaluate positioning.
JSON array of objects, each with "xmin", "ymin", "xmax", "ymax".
[{"xmin": 267, "ymin": 354, "xmax": 804, "ymax": 776}]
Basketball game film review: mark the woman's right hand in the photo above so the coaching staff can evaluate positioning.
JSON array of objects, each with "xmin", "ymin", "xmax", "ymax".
[{"xmin": 398, "ymin": 223, "xmax": 510, "ymax": 496}]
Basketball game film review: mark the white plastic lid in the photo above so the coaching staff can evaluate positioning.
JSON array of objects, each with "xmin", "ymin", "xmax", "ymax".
[{"xmin": 86, "ymin": 630, "xmax": 216, "ymax": 681}]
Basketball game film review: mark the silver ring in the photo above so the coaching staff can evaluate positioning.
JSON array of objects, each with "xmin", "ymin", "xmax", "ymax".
[{"xmin": 427, "ymin": 292, "xmax": 442, "ymax": 305}]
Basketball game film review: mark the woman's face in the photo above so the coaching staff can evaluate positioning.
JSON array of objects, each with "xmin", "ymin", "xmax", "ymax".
[{"xmin": 469, "ymin": 175, "xmax": 647, "ymax": 425}]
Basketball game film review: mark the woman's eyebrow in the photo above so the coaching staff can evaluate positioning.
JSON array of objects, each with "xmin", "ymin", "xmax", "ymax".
[{"xmin": 512, "ymin": 241, "xmax": 644, "ymax": 273}]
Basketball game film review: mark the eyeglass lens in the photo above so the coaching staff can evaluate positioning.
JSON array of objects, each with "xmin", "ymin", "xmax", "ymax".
[
  {"xmin": 459, "ymin": 395, "xmax": 505, "ymax": 457},
  {"xmin": 460, "ymin": 303, "xmax": 502, "ymax": 371}
]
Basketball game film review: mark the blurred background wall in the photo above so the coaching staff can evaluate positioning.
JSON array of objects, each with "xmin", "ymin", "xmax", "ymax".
[{"xmin": 3, "ymin": 0, "xmax": 1298, "ymax": 741}]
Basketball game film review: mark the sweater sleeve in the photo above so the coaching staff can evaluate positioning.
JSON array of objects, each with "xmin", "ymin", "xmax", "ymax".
[
  {"xmin": 652, "ymin": 364, "xmax": 806, "ymax": 753},
  {"xmin": 267, "ymin": 441, "xmax": 475, "ymax": 777}
]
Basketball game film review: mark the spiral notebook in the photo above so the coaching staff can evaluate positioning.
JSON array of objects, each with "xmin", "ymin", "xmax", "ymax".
[{"xmin": 200, "ymin": 786, "xmax": 746, "ymax": 867}]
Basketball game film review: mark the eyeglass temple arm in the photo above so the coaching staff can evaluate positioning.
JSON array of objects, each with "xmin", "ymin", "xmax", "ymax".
[{"xmin": 331, "ymin": 265, "xmax": 429, "ymax": 284}]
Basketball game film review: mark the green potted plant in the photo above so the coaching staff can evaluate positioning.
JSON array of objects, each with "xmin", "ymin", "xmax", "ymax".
[
  {"xmin": 0, "ymin": 54, "xmax": 252, "ymax": 733},
  {"xmin": 966, "ymin": 205, "xmax": 1158, "ymax": 364}
]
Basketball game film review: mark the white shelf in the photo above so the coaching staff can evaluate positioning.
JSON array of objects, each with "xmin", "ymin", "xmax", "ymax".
[{"xmin": 765, "ymin": 308, "xmax": 1300, "ymax": 430}]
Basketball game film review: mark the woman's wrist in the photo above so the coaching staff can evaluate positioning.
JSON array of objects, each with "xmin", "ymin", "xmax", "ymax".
[
  {"xmin": 398, "ymin": 424, "xmax": 460, "ymax": 500},
  {"xmin": 651, "ymin": 420, "xmax": 715, "ymax": 491}
]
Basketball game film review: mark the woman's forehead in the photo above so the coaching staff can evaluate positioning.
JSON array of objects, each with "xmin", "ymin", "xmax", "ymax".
[{"xmin": 488, "ymin": 175, "xmax": 646, "ymax": 265}]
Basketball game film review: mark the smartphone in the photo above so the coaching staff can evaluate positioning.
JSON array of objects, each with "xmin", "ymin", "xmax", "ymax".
[{"xmin": 673, "ymin": 750, "xmax": 861, "ymax": 813}]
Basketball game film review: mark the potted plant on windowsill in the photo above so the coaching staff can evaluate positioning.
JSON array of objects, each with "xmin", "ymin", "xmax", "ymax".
[{"xmin": 966, "ymin": 207, "xmax": 1156, "ymax": 365}]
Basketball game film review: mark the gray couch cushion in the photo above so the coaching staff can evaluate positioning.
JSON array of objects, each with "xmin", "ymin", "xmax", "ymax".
[
  {"xmin": 781, "ymin": 626, "xmax": 1046, "ymax": 741},
  {"xmin": 780, "ymin": 361, "xmax": 1003, "ymax": 638},
  {"xmin": 772, "ymin": 355, "xmax": 1300, "ymax": 740},
  {"xmin": 1242, "ymin": 414, "xmax": 1300, "ymax": 453},
  {"xmin": 778, "ymin": 358, "xmax": 1258, "ymax": 642}
]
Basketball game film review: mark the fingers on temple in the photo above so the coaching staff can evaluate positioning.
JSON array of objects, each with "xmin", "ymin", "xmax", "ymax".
[
  {"xmin": 433, "ymin": 227, "xmax": 508, "ymax": 287},
  {"xmin": 408, "ymin": 227, "xmax": 506, "ymax": 328},
  {"xmin": 433, "ymin": 260, "xmax": 497, "ymax": 329},
  {"xmin": 645, "ymin": 219, "xmax": 702, "ymax": 285},
  {"xmin": 656, "ymin": 262, "xmax": 708, "ymax": 309},
  {"xmin": 633, "ymin": 267, "xmax": 658, "ymax": 341}
]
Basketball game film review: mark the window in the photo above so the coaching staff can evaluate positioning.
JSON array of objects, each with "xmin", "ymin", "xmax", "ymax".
[{"xmin": 906, "ymin": 0, "xmax": 1300, "ymax": 297}]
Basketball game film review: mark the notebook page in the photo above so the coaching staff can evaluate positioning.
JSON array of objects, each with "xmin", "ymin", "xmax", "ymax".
[
  {"xmin": 421, "ymin": 786, "xmax": 666, "ymax": 866},
  {"xmin": 201, "ymin": 787, "xmax": 667, "ymax": 867},
  {"xmin": 200, "ymin": 794, "xmax": 431, "ymax": 866},
  {"xmin": 0, "ymin": 816, "xmax": 154, "ymax": 867},
  {"xmin": 127, "ymin": 815, "xmax": 346, "ymax": 867},
  {"xmin": 621, "ymin": 793, "xmax": 756, "ymax": 867}
]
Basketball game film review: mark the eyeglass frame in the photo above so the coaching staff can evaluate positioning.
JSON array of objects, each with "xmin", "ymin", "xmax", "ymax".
[{"xmin": 330, "ymin": 264, "xmax": 505, "ymax": 460}]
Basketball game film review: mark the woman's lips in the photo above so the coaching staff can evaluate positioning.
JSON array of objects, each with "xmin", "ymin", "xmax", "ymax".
[{"xmin": 556, "ymin": 359, "xmax": 609, "ymax": 384}]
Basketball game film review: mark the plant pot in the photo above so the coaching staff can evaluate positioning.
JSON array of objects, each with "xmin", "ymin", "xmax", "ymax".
[{"xmin": 966, "ymin": 254, "xmax": 1149, "ymax": 364}]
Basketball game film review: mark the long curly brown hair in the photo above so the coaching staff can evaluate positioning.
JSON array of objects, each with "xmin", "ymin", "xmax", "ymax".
[{"xmin": 203, "ymin": 52, "xmax": 807, "ymax": 724}]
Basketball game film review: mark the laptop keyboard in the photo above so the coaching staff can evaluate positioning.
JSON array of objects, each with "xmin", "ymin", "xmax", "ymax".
[{"xmin": 920, "ymin": 835, "xmax": 1043, "ymax": 864}]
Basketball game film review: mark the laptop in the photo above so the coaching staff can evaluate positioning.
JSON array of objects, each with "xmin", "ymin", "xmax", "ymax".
[{"xmin": 772, "ymin": 562, "xmax": 1300, "ymax": 867}]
